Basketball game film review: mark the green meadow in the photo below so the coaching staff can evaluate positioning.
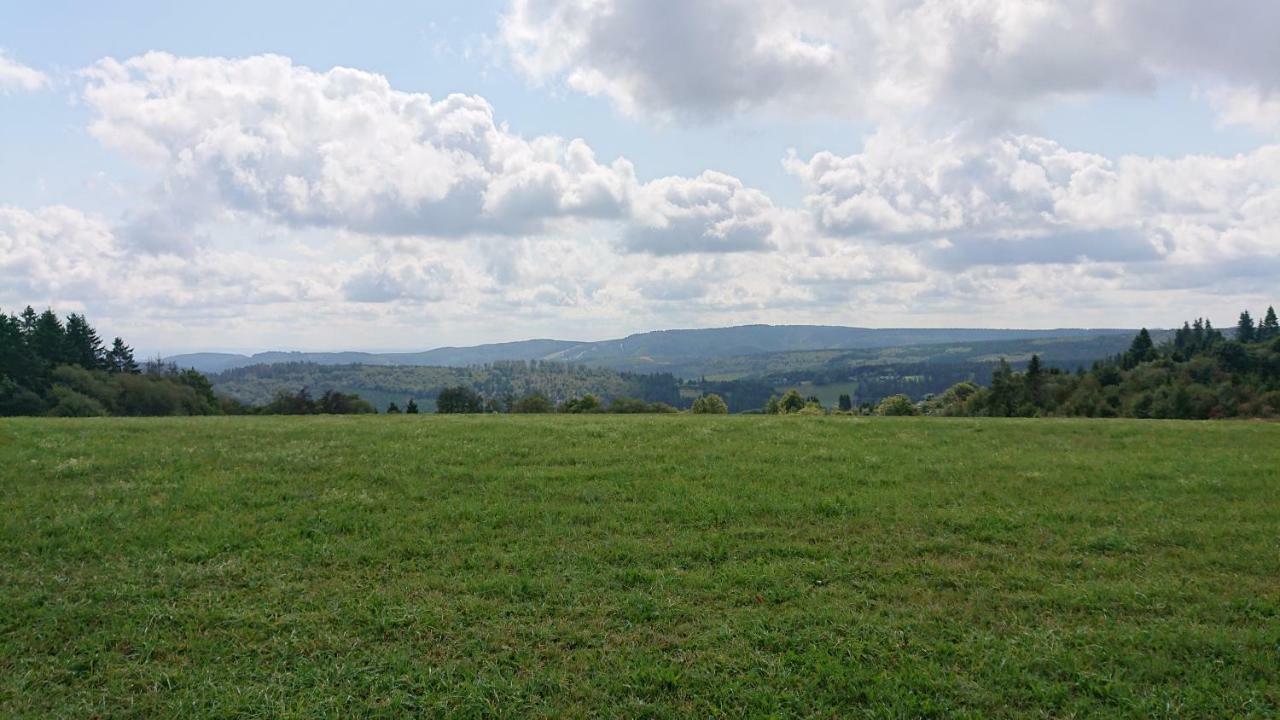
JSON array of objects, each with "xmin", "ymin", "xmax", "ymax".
[{"xmin": 2, "ymin": 416, "xmax": 1278, "ymax": 718}]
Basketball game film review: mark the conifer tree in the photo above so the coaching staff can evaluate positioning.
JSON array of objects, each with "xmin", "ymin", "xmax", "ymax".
[
  {"xmin": 64, "ymin": 313, "xmax": 106, "ymax": 369},
  {"xmin": 386, "ymin": 402, "xmax": 401, "ymax": 414},
  {"xmin": 405, "ymin": 398, "xmax": 419, "ymax": 414},
  {"xmin": 106, "ymin": 337, "xmax": 140, "ymax": 374},
  {"xmin": 1236, "ymin": 310, "xmax": 1256, "ymax": 343},
  {"xmin": 29, "ymin": 309, "xmax": 70, "ymax": 367},
  {"xmin": 1261, "ymin": 306, "xmax": 1279, "ymax": 341},
  {"xmin": 18, "ymin": 306, "xmax": 37, "ymax": 335},
  {"xmin": 1026, "ymin": 354, "xmax": 1045, "ymax": 405},
  {"xmin": 1123, "ymin": 329, "xmax": 1156, "ymax": 369}
]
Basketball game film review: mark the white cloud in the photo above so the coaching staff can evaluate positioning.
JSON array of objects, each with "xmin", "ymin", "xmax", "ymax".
[
  {"xmin": 788, "ymin": 131, "xmax": 1280, "ymax": 274},
  {"xmin": 82, "ymin": 53, "xmax": 635, "ymax": 238},
  {"xmin": 626, "ymin": 172, "xmax": 779, "ymax": 254},
  {"xmin": 0, "ymin": 52, "xmax": 48, "ymax": 93},
  {"xmin": 501, "ymin": 0, "xmax": 1280, "ymax": 127},
  {"xmin": 80, "ymin": 52, "xmax": 778, "ymax": 254}
]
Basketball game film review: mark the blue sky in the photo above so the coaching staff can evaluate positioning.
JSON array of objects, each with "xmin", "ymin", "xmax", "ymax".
[{"xmin": 2, "ymin": 1, "xmax": 1279, "ymax": 353}]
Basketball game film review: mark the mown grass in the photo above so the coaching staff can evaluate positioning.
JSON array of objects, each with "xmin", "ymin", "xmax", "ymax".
[{"xmin": 1, "ymin": 415, "xmax": 1278, "ymax": 718}]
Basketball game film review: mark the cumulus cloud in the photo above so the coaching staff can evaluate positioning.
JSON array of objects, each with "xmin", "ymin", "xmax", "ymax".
[
  {"xmin": 81, "ymin": 53, "xmax": 635, "ymax": 237},
  {"xmin": 79, "ymin": 52, "xmax": 778, "ymax": 254},
  {"xmin": 0, "ymin": 52, "xmax": 48, "ymax": 93},
  {"xmin": 626, "ymin": 172, "xmax": 779, "ymax": 254},
  {"xmin": 788, "ymin": 131, "xmax": 1280, "ymax": 275},
  {"xmin": 501, "ymin": 0, "xmax": 1280, "ymax": 127},
  {"xmin": 0, "ymin": 205, "xmax": 327, "ymax": 316}
]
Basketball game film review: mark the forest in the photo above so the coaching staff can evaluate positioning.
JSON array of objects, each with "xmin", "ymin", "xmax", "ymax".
[{"xmin": 916, "ymin": 308, "xmax": 1280, "ymax": 419}]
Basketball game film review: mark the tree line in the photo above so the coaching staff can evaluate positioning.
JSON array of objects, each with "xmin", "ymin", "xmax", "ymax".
[
  {"xmin": 382, "ymin": 386, "xmax": 728, "ymax": 414},
  {"xmin": 920, "ymin": 306, "xmax": 1280, "ymax": 419}
]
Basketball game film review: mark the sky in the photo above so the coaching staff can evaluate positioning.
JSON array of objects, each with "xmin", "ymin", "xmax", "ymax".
[{"xmin": 1, "ymin": 1, "xmax": 1279, "ymax": 355}]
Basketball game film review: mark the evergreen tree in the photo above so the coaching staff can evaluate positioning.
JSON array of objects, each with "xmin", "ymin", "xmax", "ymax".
[
  {"xmin": 0, "ymin": 312, "xmax": 40, "ymax": 388},
  {"xmin": 106, "ymin": 337, "xmax": 140, "ymax": 374},
  {"xmin": 18, "ymin": 306, "xmax": 37, "ymax": 335},
  {"xmin": 29, "ymin": 309, "xmax": 70, "ymax": 368},
  {"xmin": 1026, "ymin": 354, "xmax": 1045, "ymax": 405},
  {"xmin": 386, "ymin": 402, "xmax": 401, "ymax": 414},
  {"xmin": 987, "ymin": 358, "xmax": 1017, "ymax": 416},
  {"xmin": 1261, "ymin": 306, "xmax": 1279, "ymax": 341},
  {"xmin": 64, "ymin": 313, "xmax": 106, "ymax": 369},
  {"xmin": 837, "ymin": 393, "xmax": 853, "ymax": 412},
  {"xmin": 405, "ymin": 398, "xmax": 419, "ymax": 414},
  {"xmin": 1236, "ymin": 310, "xmax": 1256, "ymax": 344},
  {"xmin": 1123, "ymin": 328, "xmax": 1156, "ymax": 369}
]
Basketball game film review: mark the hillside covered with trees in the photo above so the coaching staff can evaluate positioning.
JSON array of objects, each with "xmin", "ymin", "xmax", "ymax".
[
  {"xmin": 0, "ymin": 306, "xmax": 227, "ymax": 417},
  {"xmin": 923, "ymin": 308, "xmax": 1280, "ymax": 419},
  {"xmin": 210, "ymin": 361, "xmax": 682, "ymax": 411}
]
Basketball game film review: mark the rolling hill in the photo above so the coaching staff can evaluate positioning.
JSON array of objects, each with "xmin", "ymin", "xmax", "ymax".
[{"xmin": 168, "ymin": 325, "xmax": 1139, "ymax": 377}]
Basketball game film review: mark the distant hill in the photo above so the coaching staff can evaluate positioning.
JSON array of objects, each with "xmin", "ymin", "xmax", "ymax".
[
  {"xmin": 210, "ymin": 361, "xmax": 681, "ymax": 410},
  {"xmin": 168, "ymin": 325, "xmax": 1139, "ymax": 377}
]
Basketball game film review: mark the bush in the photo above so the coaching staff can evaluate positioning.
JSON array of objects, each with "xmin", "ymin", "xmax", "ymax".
[
  {"xmin": 691, "ymin": 394, "xmax": 729, "ymax": 414},
  {"xmin": 876, "ymin": 394, "xmax": 918, "ymax": 416},
  {"xmin": 608, "ymin": 396, "xmax": 651, "ymax": 414},
  {"xmin": 48, "ymin": 386, "xmax": 107, "ymax": 417},
  {"xmin": 436, "ymin": 386, "xmax": 484, "ymax": 414},
  {"xmin": 511, "ymin": 392, "xmax": 554, "ymax": 413},
  {"xmin": 559, "ymin": 395, "xmax": 602, "ymax": 413},
  {"xmin": 0, "ymin": 377, "xmax": 47, "ymax": 416}
]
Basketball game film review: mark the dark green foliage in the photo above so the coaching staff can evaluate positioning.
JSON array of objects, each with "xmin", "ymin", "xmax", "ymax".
[
  {"xmin": 106, "ymin": 337, "xmax": 139, "ymax": 374},
  {"xmin": 876, "ymin": 394, "xmax": 918, "ymax": 416},
  {"xmin": 558, "ymin": 394, "xmax": 602, "ymax": 413},
  {"xmin": 690, "ymin": 393, "xmax": 729, "ymax": 414},
  {"xmin": 932, "ymin": 308, "xmax": 1280, "ymax": 419},
  {"xmin": 511, "ymin": 392, "xmax": 554, "ymax": 413},
  {"xmin": 386, "ymin": 402, "xmax": 401, "ymax": 414},
  {"xmin": 404, "ymin": 398, "xmax": 419, "ymax": 414},
  {"xmin": 64, "ymin": 314, "xmax": 105, "ymax": 370},
  {"xmin": 837, "ymin": 393, "xmax": 853, "ymax": 412},
  {"xmin": 1236, "ymin": 310, "xmax": 1256, "ymax": 343},
  {"xmin": 436, "ymin": 386, "xmax": 484, "ymax": 413},
  {"xmin": 259, "ymin": 388, "xmax": 374, "ymax": 415},
  {"xmin": 1261, "ymin": 306, "xmax": 1279, "ymax": 341},
  {"xmin": 0, "ymin": 306, "xmax": 234, "ymax": 417},
  {"xmin": 28, "ymin": 309, "xmax": 71, "ymax": 368}
]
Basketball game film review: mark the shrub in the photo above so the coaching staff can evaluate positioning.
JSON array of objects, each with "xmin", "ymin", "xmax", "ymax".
[
  {"xmin": 511, "ymin": 392, "xmax": 554, "ymax": 413},
  {"xmin": 559, "ymin": 395, "xmax": 602, "ymax": 413},
  {"xmin": 436, "ymin": 386, "xmax": 484, "ymax": 414},
  {"xmin": 691, "ymin": 394, "xmax": 729, "ymax": 414},
  {"xmin": 48, "ymin": 386, "xmax": 107, "ymax": 417},
  {"xmin": 876, "ymin": 394, "xmax": 918, "ymax": 416}
]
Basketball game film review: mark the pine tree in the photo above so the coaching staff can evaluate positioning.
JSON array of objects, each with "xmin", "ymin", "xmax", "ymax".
[
  {"xmin": 106, "ymin": 337, "xmax": 140, "ymax": 374},
  {"xmin": 1236, "ymin": 310, "xmax": 1256, "ymax": 344},
  {"xmin": 1123, "ymin": 328, "xmax": 1156, "ymax": 369},
  {"xmin": 18, "ymin": 306, "xmax": 37, "ymax": 335},
  {"xmin": 64, "ymin": 313, "xmax": 106, "ymax": 370},
  {"xmin": 837, "ymin": 393, "xmax": 853, "ymax": 412},
  {"xmin": 405, "ymin": 398, "xmax": 419, "ymax": 414},
  {"xmin": 1261, "ymin": 306, "xmax": 1279, "ymax": 341},
  {"xmin": 1026, "ymin": 354, "xmax": 1045, "ymax": 406},
  {"xmin": 29, "ymin": 309, "xmax": 69, "ymax": 368},
  {"xmin": 386, "ymin": 402, "xmax": 401, "ymax": 414}
]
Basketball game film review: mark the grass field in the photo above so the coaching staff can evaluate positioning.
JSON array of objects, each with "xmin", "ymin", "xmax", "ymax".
[{"xmin": 2, "ymin": 416, "xmax": 1278, "ymax": 718}]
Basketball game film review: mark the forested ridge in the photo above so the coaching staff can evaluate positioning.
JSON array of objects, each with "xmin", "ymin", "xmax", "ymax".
[{"xmin": 920, "ymin": 307, "xmax": 1280, "ymax": 419}]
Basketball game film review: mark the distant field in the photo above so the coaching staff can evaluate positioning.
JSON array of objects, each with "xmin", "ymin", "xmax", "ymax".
[{"xmin": 2, "ymin": 416, "xmax": 1278, "ymax": 718}]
